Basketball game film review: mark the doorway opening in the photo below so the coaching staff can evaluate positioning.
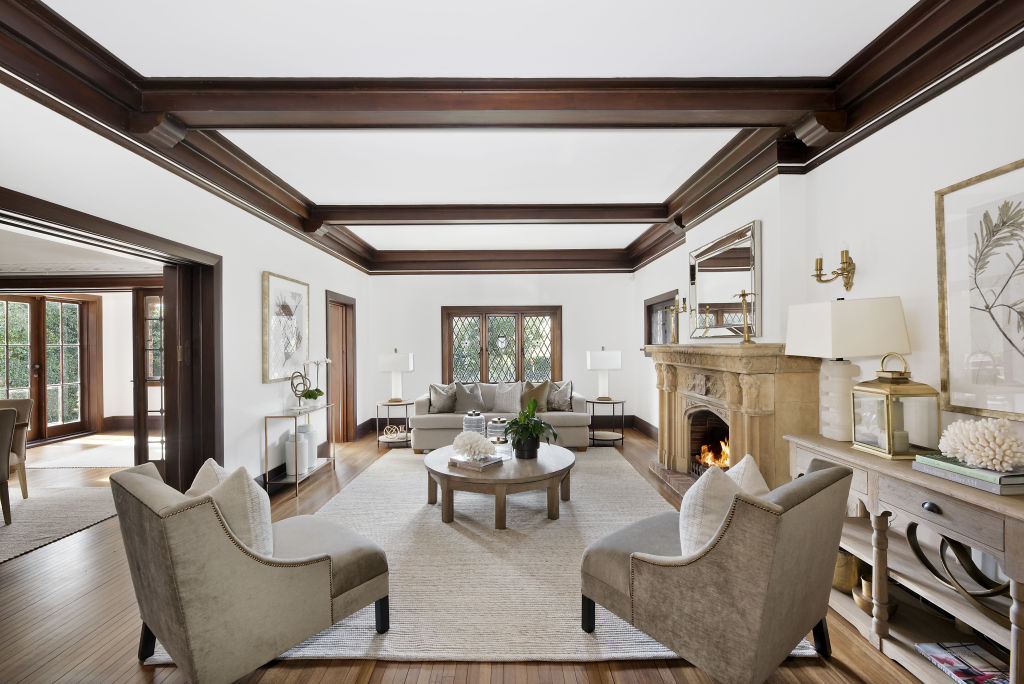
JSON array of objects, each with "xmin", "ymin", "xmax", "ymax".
[{"xmin": 326, "ymin": 290, "xmax": 356, "ymax": 446}]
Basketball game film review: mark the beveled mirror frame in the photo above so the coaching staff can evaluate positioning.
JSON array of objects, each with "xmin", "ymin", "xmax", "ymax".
[{"xmin": 688, "ymin": 220, "xmax": 762, "ymax": 339}]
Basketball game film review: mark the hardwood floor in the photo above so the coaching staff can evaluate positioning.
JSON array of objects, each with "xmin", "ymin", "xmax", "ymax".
[{"xmin": 0, "ymin": 430, "xmax": 919, "ymax": 683}]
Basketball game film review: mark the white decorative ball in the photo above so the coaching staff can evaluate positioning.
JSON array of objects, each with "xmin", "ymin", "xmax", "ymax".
[
  {"xmin": 453, "ymin": 431, "xmax": 496, "ymax": 461},
  {"xmin": 939, "ymin": 418, "xmax": 1024, "ymax": 472}
]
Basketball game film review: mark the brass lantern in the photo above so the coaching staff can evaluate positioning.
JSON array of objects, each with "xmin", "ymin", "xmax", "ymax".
[{"xmin": 851, "ymin": 353, "xmax": 940, "ymax": 460}]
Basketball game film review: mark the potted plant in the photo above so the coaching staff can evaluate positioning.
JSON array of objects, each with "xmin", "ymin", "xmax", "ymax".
[
  {"xmin": 301, "ymin": 387, "xmax": 325, "ymax": 407},
  {"xmin": 503, "ymin": 398, "xmax": 557, "ymax": 459}
]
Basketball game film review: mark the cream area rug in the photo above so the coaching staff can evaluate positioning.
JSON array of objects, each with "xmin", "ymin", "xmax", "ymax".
[
  {"xmin": 0, "ymin": 487, "xmax": 116, "ymax": 562},
  {"xmin": 149, "ymin": 447, "xmax": 816, "ymax": 663},
  {"xmin": 26, "ymin": 433, "xmax": 135, "ymax": 468}
]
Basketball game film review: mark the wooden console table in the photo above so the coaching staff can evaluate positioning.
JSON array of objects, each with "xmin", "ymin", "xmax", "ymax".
[{"xmin": 785, "ymin": 434, "xmax": 1024, "ymax": 683}]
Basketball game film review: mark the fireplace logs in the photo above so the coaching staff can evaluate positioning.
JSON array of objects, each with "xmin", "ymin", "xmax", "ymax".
[{"xmin": 689, "ymin": 410, "xmax": 729, "ymax": 476}]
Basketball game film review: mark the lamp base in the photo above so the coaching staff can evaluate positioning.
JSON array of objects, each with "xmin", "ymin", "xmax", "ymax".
[
  {"xmin": 595, "ymin": 396, "xmax": 613, "ymax": 402},
  {"xmin": 385, "ymin": 397, "xmax": 404, "ymax": 404}
]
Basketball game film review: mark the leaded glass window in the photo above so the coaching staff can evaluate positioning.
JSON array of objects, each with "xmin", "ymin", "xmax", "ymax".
[
  {"xmin": 443, "ymin": 308, "xmax": 561, "ymax": 384},
  {"xmin": 451, "ymin": 315, "xmax": 482, "ymax": 383},
  {"xmin": 486, "ymin": 315, "xmax": 516, "ymax": 383}
]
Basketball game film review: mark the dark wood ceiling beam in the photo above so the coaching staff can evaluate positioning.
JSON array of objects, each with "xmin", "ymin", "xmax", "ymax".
[
  {"xmin": 140, "ymin": 79, "xmax": 834, "ymax": 128},
  {"xmin": 312, "ymin": 204, "xmax": 668, "ymax": 225},
  {"xmin": 371, "ymin": 248, "xmax": 631, "ymax": 273}
]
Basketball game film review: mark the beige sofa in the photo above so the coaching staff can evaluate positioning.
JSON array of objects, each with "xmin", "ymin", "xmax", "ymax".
[{"xmin": 411, "ymin": 382, "xmax": 591, "ymax": 452}]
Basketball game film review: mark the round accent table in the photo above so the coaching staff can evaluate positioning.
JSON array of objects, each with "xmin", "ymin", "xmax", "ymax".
[
  {"xmin": 424, "ymin": 443, "xmax": 575, "ymax": 530},
  {"xmin": 586, "ymin": 399, "xmax": 625, "ymax": 446}
]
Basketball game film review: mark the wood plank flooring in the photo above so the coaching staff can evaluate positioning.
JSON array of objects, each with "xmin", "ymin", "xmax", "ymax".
[{"xmin": 0, "ymin": 430, "xmax": 919, "ymax": 683}]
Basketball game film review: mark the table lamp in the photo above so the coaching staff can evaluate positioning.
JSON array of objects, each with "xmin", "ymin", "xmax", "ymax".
[
  {"xmin": 785, "ymin": 297, "xmax": 910, "ymax": 441},
  {"xmin": 586, "ymin": 348, "xmax": 622, "ymax": 401},
  {"xmin": 378, "ymin": 348, "xmax": 414, "ymax": 403}
]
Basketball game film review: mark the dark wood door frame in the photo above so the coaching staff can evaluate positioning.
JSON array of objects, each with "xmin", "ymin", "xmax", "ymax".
[
  {"xmin": 325, "ymin": 290, "xmax": 356, "ymax": 443},
  {"xmin": 0, "ymin": 186, "xmax": 223, "ymax": 490}
]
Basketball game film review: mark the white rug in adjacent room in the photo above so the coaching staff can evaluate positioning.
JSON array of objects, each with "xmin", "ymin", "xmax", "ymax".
[
  {"xmin": 0, "ymin": 487, "xmax": 117, "ymax": 562},
  {"xmin": 149, "ymin": 447, "xmax": 818, "ymax": 663}
]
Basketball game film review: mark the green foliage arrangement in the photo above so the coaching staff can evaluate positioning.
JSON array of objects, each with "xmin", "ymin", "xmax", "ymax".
[
  {"xmin": 301, "ymin": 387, "xmax": 325, "ymax": 401},
  {"xmin": 503, "ymin": 397, "xmax": 557, "ymax": 446}
]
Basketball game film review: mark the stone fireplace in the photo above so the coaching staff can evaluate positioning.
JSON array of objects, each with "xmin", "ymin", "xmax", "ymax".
[{"xmin": 648, "ymin": 343, "xmax": 819, "ymax": 489}]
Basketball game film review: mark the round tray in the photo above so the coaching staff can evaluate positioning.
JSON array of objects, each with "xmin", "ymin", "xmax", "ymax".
[{"xmin": 591, "ymin": 430, "xmax": 623, "ymax": 441}]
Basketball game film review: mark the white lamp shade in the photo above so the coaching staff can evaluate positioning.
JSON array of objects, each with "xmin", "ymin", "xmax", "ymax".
[
  {"xmin": 586, "ymin": 350, "xmax": 622, "ymax": 370},
  {"xmin": 785, "ymin": 297, "xmax": 911, "ymax": 359},
  {"xmin": 378, "ymin": 351, "xmax": 414, "ymax": 373}
]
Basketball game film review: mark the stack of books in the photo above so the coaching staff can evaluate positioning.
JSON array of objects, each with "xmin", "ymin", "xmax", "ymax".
[
  {"xmin": 914, "ymin": 642, "xmax": 1009, "ymax": 683},
  {"xmin": 448, "ymin": 455, "xmax": 503, "ymax": 472},
  {"xmin": 913, "ymin": 454, "xmax": 1024, "ymax": 495}
]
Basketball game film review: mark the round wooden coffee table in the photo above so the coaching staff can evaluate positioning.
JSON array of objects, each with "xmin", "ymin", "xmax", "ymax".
[{"xmin": 424, "ymin": 443, "xmax": 575, "ymax": 530}]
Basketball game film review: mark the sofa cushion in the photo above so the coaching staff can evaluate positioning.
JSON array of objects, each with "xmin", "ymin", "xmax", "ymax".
[
  {"xmin": 428, "ymin": 383, "xmax": 456, "ymax": 413},
  {"xmin": 538, "ymin": 411, "xmax": 590, "ymax": 427},
  {"xmin": 582, "ymin": 511, "xmax": 680, "ymax": 599},
  {"xmin": 410, "ymin": 413, "xmax": 467, "ymax": 429},
  {"xmin": 272, "ymin": 515, "xmax": 388, "ymax": 598},
  {"xmin": 492, "ymin": 382, "xmax": 521, "ymax": 412},
  {"xmin": 548, "ymin": 380, "xmax": 573, "ymax": 411},
  {"xmin": 454, "ymin": 383, "xmax": 485, "ymax": 412},
  {"xmin": 521, "ymin": 380, "xmax": 550, "ymax": 411},
  {"xmin": 726, "ymin": 454, "xmax": 770, "ymax": 497},
  {"xmin": 477, "ymin": 383, "xmax": 497, "ymax": 412},
  {"xmin": 206, "ymin": 466, "xmax": 274, "ymax": 556}
]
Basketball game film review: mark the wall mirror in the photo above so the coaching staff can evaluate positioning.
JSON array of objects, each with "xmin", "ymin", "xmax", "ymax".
[{"xmin": 688, "ymin": 220, "xmax": 761, "ymax": 339}]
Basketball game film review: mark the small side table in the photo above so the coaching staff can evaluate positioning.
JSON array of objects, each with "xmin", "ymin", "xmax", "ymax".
[
  {"xmin": 586, "ymin": 399, "xmax": 625, "ymax": 446},
  {"xmin": 377, "ymin": 401, "xmax": 413, "ymax": 449}
]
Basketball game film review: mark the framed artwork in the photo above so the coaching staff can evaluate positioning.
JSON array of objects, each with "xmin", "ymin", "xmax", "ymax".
[
  {"xmin": 262, "ymin": 271, "xmax": 309, "ymax": 383},
  {"xmin": 936, "ymin": 157, "xmax": 1024, "ymax": 419}
]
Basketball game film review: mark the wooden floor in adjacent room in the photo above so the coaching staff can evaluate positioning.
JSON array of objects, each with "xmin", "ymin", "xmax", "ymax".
[{"xmin": 0, "ymin": 429, "xmax": 919, "ymax": 683}]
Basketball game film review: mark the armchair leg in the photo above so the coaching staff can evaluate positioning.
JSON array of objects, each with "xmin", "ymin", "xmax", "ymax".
[
  {"xmin": 375, "ymin": 596, "xmax": 390, "ymax": 634},
  {"xmin": 1, "ymin": 481, "xmax": 10, "ymax": 525},
  {"xmin": 582, "ymin": 595, "xmax": 595, "ymax": 633},
  {"xmin": 16, "ymin": 463, "xmax": 27, "ymax": 499},
  {"xmin": 812, "ymin": 617, "xmax": 831, "ymax": 658},
  {"xmin": 138, "ymin": 622, "xmax": 156, "ymax": 662}
]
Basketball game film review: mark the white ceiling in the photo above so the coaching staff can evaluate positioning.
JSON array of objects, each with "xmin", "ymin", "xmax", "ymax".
[
  {"xmin": 222, "ymin": 128, "xmax": 740, "ymax": 205},
  {"xmin": 0, "ymin": 225, "xmax": 163, "ymax": 274},
  {"xmin": 47, "ymin": 0, "xmax": 915, "ymax": 78},
  {"xmin": 350, "ymin": 223, "xmax": 650, "ymax": 251}
]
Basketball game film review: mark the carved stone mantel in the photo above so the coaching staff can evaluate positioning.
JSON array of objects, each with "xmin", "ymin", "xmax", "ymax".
[{"xmin": 647, "ymin": 343, "xmax": 820, "ymax": 488}]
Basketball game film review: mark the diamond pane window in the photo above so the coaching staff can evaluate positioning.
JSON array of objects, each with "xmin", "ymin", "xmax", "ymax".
[
  {"xmin": 523, "ymin": 315, "xmax": 552, "ymax": 382},
  {"xmin": 451, "ymin": 316, "xmax": 481, "ymax": 383},
  {"xmin": 723, "ymin": 312, "xmax": 744, "ymax": 325},
  {"xmin": 486, "ymin": 315, "xmax": 517, "ymax": 383}
]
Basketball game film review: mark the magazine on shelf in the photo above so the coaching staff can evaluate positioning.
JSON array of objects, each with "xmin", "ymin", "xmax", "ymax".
[
  {"xmin": 914, "ymin": 642, "xmax": 1009, "ymax": 683},
  {"xmin": 911, "ymin": 462, "xmax": 1024, "ymax": 495},
  {"xmin": 914, "ymin": 454, "xmax": 1024, "ymax": 485}
]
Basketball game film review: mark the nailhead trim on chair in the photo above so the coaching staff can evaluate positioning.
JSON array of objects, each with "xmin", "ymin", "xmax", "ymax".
[{"xmin": 628, "ymin": 497, "xmax": 780, "ymax": 625}]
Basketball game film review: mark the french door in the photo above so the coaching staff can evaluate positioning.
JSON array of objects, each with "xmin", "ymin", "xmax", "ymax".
[
  {"xmin": 0, "ymin": 295, "xmax": 92, "ymax": 441},
  {"xmin": 133, "ymin": 288, "xmax": 166, "ymax": 467}
]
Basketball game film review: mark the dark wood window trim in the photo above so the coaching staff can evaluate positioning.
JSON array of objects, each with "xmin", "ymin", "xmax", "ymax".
[
  {"xmin": 441, "ymin": 306, "xmax": 562, "ymax": 384},
  {"xmin": 643, "ymin": 289, "xmax": 678, "ymax": 356}
]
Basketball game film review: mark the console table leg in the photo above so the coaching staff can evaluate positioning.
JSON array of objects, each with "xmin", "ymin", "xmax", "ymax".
[
  {"xmin": 547, "ymin": 482, "xmax": 560, "ymax": 520},
  {"xmin": 1012, "ymin": 580, "xmax": 1022, "ymax": 684},
  {"xmin": 441, "ymin": 481, "xmax": 454, "ymax": 523},
  {"xmin": 494, "ymin": 485, "xmax": 507, "ymax": 530},
  {"xmin": 427, "ymin": 475, "xmax": 437, "ymax": 505},
  {"xmin": 871, "ymin": 512, "xmax": 892, "ymax": 641},
  {"xmin": 560, "ymin": 471, "xmax": 571, "ymax": 502}
]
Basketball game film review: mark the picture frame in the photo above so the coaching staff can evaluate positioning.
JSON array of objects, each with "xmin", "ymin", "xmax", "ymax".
[
  {"xmin": 262, "ymin": 271, "xmax": 310, "ymax": 383},
  {"xmin": 936, "ymin": 157, "xmax": 1024, "ymax": 419}
]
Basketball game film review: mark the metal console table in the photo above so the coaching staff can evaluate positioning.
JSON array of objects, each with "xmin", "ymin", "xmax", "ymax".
[{"xmin": 263, "ymin": 402, "xmax": 335, "ymax": 499}]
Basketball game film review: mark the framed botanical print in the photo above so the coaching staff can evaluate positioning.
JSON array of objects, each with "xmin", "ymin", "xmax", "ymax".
[
  {"xmin": 936, "ymin": 157, "xmax": 1024, "ymax": 419},
  {"xmin": 262, "ymin": 271, "xmax": 309, "ymax": 383}
]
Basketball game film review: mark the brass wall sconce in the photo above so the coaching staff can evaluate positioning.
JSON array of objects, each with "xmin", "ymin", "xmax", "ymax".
[{"xmin": 812, "ymin": 250, "xmax": 856, "ymax": 291}]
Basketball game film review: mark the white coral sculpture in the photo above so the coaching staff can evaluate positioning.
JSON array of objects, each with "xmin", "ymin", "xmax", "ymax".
[
  {"xmin": 939, "ymin": 418, "xmax": 1024, "ymax": 472},
  {"xmin": 453, "ymin": 431, "xmax": 496, "ymax": 461}
]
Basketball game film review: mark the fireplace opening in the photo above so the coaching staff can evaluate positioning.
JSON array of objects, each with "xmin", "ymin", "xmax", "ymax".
[{"xmin": 689, "ymin": 410, "xmax": 730, "ymax": 477}]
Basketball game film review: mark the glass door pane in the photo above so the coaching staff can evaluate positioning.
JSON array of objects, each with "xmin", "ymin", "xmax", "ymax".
[
  {"xmin": 140, "ymin": 293, "xmax": 166, "ymax": 463},
  {"xmin": 43, "ymin": 300, "xmax": 82, "ymax": 428},
  {"xmin": 3, "ymin": 301, "xmax": 31, "ymax": 400}
]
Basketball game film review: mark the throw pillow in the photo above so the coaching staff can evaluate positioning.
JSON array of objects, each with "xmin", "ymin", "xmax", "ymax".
[
  {"xmin": 726, "ymin": 454, "xmax": 770, "ymax": 497},
  {"xmin": 428, "ymin": 383, "xmax": 456, "ymax": 413},
  {"xmin": 678, "ymin": 466, "xmax": 741, "ymax": 556},
  {"xmin": 454, "ymin": 383, "xmax": 485, "ymax": 413},
  {"xmin": 547, "ymin": 380, "xmax": 573, "ymax": 411},
  {"xmin": 521, "ymin": 380, "xmax": 551, "ymax": 411},
  {"xmin": 185, "ymin": 458, "xmax": 228, "ymax": 497},
  {"xmin": 492, "ymin": 382, "xmax": 521, "ymax": 412},
  {"xmin": 205, "ymin": 467, "xmax": 274, "ymax": 555}
]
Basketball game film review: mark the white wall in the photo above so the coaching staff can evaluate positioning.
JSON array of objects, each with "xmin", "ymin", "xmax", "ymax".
[
  {"xmin": 366, "ymin": 272, "xmax": 642, "ymax": 407},
  {"xmin": 630, "ymin": 44, "xmax": 1024, "ymax": 432},
  {"xmin": 100, "ymin": 292, "xmax": 133, "ymax": 417},
  {"xmin": 0, "ymin": 85, "xmax": 372, "ymax": 474}
]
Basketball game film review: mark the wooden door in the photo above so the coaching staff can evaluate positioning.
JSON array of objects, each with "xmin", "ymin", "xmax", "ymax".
[{"xmin": 326, "ymin": 293, "xmax": 356, "ymax": 443}]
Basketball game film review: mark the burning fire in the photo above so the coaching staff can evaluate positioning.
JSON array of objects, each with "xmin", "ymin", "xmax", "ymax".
[{"xmin": 697, "ymin": 436, "xmax": 730, "ymax": 468}]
